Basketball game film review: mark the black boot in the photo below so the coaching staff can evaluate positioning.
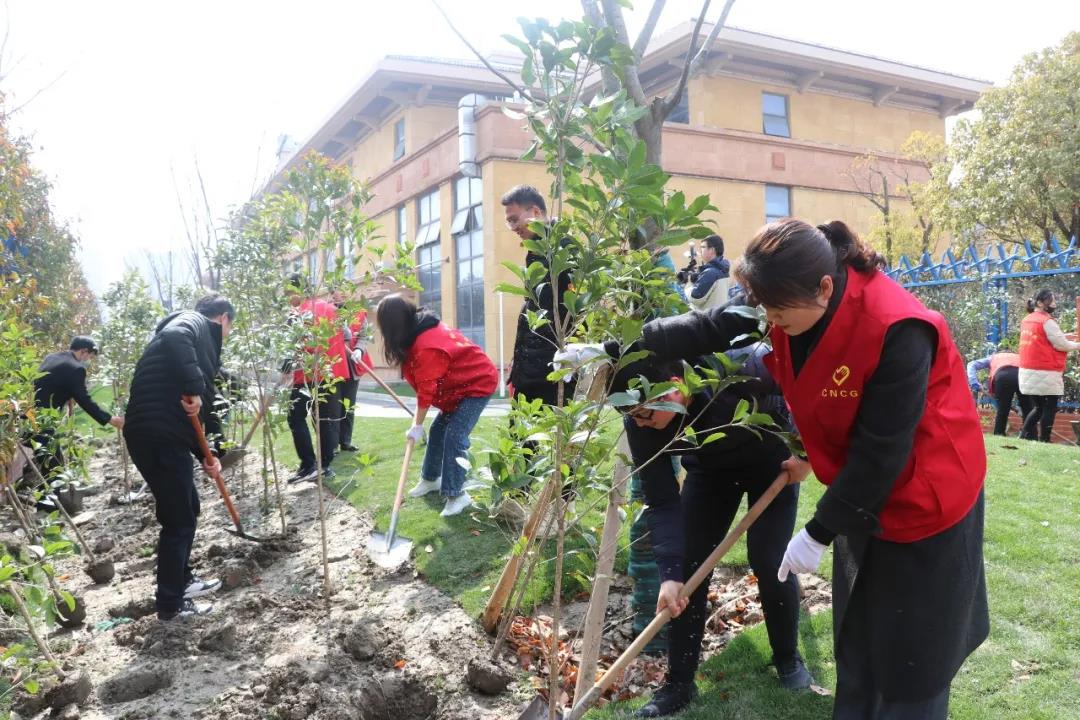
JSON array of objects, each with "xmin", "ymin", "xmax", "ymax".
[
  {"xmin": 776, "ymin": 655, "xmax": 815, "ymax": 690},
  {"xmin": 634, "ymin": 681, "xmax": 698, "ymax": 718}
]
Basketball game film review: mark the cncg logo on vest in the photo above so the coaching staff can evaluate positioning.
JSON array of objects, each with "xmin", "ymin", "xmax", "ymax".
[{"xmin": 822, "ymin": 365, "xmax": 859, "ymax": 398}]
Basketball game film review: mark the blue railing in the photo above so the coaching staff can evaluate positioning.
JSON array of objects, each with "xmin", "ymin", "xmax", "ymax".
[
  {"xmin": 886, "ymin": 236, "xmax": 1080, "ymax": 288},
  {"xmin": 887, "ymin": 236, "xmax": 1080, "ymax": 410}
]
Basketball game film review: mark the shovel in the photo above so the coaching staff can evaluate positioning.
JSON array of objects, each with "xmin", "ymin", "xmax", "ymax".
[
  {"xmin": 518, "ymin": 470, "xmax": 793, "ymax": 720},
  {"xmin": 186, "ymin": 404, "xmax": 272, "ymax": 543},
  {"xmin": 353, "ymin": 356, "xmax": 415, "ymax": 419},
  {"xmin": 367, "ymin": 436, "xmax": 416, "ymax": 568}
]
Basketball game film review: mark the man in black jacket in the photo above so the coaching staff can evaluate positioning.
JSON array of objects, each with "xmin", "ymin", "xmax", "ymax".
[
  {"xmin": 123, "ymin": 294, "xmax": 234, "ymax": 621},
  {"xmin": 502, "ymin": 185, "xmax": 573, "ymax": 405},
  {"xmin": 31, "ymin": 336, "xmax": 124, "ymax": 478},
  {"xmin": 614, "ymin": 347, "xmax": 813, "ymax": 717}
]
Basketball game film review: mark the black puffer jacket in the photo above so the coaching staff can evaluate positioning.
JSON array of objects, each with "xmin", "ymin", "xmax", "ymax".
[
  {"xmin": 123, "ymin": 311, "xmax": 223, "ymax": 455},
  {"xmin": 509, "ymin": 247, "xmax": 572, "ymax": 391}
]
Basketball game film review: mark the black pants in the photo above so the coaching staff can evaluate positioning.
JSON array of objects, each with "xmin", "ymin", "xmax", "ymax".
[
  {"xmin": 28, "ymin": 428, "xmax": 64, "ymax": 483},
  {"xmin": 667, "ymin": 469, "xmax": 801, "ymax": 683},
  {"xmin": 288, "ymin": 382, "xmax": 342, "ymax": 470},
  {"xmin": 338, "ymin": 378, "xmax": 359, "ymax": 448},
  {"xmin": 125, "ymin": 435, "xmax": 199, "ymax": 615},
  {"xmin": 991, "ymin": 367, "xmax": 1032, "ymax": 436},
  {"xmin": 1022, "ymin": 394, "xmax": 1059, "ymax": 442}
]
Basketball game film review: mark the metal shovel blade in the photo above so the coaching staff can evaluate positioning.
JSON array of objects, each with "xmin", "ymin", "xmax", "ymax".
[
  {"xmin": 218, "ymin": 448, "xmax": 248, "ymax": 472},
  {"xmin": 517, "ymin": 696, "xmax": 562, "ymax": 720},
  {"xmin": 367, "ymin": 531, "xmax": 414, "ymax": 569}
]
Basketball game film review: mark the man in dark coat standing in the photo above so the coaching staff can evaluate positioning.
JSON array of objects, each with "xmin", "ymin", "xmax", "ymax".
[
  {"xmin": 501, "ymin": 185, "xmax": 573, "ymax": 405},
  {"xmin": 123, "ymin": 294, "xmax": 233, "ymax": 621},
  {"xmin": 31, "ymin": 336, "xmax": 124, "ymax": 478}
]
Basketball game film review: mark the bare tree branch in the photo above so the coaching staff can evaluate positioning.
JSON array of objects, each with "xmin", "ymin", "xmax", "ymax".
[
  {"xmin": 633, "ymin": 0, "xmax": 667, "ymax": 60},
  {"xmin": 600, "ymin": 0, "xmax": 648, "ymax": 106},
  {"xmin": 431, "ymin": 0, "xmax": 533, "ymax": 100},
  {"xmin": 663, "ymin": 0, "xmax": 735, "ymax": 116},
  {"xmin": 194, "ymin": 156, "xmax": 220, "ymax": 289},
  {"xmin": 171, "ymin": 166, "xmax": 203, "ymax": 286},
  {"xmin": 7, "ymin": 69, "xmax": 68, "ymax": 116},
  {"xmin": 690, "ymin": 0, "xmax": 735, "ymax": 75}
]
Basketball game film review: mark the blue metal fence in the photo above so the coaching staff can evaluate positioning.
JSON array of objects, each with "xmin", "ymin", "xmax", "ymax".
[{"xmin": 886, "ymin": 236, "xmax": 1080, "ymax": 344}]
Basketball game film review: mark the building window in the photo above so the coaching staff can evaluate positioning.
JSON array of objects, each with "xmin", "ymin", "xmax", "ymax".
[
  {"xmin": 765, "ymin": 185, "xmax": 791, "ymax": 224},
  {"xmin": 453, "ymin": 176, "xmax": 485, "ymax": 348},
  {"xmin": 668, "ymin": 87, "xmax": 689, "ymax": 124},
  {"xmin": 397, "ymin": 205, "xmax": 408, "ymax": 247},
  {"xmin": 393, "ymin": 118, "xmax": 406, "ymax": 160},
  {"xmin": 416, "ymin": 189, "xmax": 441, "ymax": 317},
  {"xmin": 762, "ymin": 93, "xmax": 790, "ymax": 137}
]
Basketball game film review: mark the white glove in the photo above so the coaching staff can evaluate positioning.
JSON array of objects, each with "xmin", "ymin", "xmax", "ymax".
[
  {"xmin": 351, "ymin": 348, "xmax": 366, "ymax": 366},
  {"xmin": 551, "ymin": 343, "xmax": 608, "ymax": 372},
  {"xmin": 777, "ymin": 528, "xmax": 828, "ymax": 582},
  {"xmin": 405, "ymin": 424, "xmax": 425, "ymax": 444}
]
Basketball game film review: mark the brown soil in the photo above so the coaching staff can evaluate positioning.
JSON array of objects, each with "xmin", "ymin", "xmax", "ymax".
[{"xmin": 10, "ymin": 448, "xmax": 527, "ymax": 719}]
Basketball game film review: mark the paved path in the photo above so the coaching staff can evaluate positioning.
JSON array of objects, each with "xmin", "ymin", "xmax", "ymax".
[{"xmin": 351, "ymin": 390, "xmax": 510, "ymax": 418}]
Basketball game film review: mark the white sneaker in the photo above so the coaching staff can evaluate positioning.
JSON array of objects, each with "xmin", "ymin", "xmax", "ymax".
[
  {"xmin": 440, "ymin": 493, "xmax": 473, "ymax": 517},
  {"xmin": 408, "ymin": 478, "xmax": 441, "ymax": 498},
  {"xmin": 184, "ymin": 575, "xmax": 222, "ymax": 599}
]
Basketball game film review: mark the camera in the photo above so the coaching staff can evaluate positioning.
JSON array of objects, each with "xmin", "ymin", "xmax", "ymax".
[{"xmin": 676, "ymin": 244, "xmax": 700, "ymax": 284}]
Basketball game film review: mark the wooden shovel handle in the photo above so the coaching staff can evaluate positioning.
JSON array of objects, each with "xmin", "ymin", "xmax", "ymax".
[
  {"xmin": 353, "ymin": 356, "xmax": 414, "ymax": 418},
  {"xmin": 566, "ymin": 470, "xmax": 793, "ymax": 720},
  {"xmin": 185, "ymin": 400, "xmax": 244, "ymax": 531}
]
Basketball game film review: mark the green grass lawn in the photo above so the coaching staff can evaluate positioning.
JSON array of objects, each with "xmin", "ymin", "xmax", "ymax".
[
  {"xmin": 275, "ymin": 413, "xmax": 629, "ymax": 616},
  {"xmin": 274, "ymin": 420, "xmax": 1080, "ymax": 718}
]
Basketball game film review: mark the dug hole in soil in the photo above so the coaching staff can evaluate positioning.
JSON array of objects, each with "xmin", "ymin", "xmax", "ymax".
[
  {"xmin": 11, "ymin": 446, "xmax": 528, "ymax": 720},
  {"xmin": 11, "ymin": 444, "xmax": 834, "ymax": 719}
]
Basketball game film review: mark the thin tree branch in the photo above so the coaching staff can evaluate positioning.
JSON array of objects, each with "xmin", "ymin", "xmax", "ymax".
[
  {"xmin": 632, "ymin": 0, "xmax": 667, "ymax": 60},
  {"xmin": 431, "ymin": 0, "xmax": 533, "ymax": 100},
  {"xmin": 7, "ymin": 69, "xmax": 69, "ymax": 116},
  {"xmin": 600, "ymin": 0, "xmax": 648, "ymax": 106},
  {"xmin": 663, "ymin": 0, "xmax": 736, "ymax": 116}
]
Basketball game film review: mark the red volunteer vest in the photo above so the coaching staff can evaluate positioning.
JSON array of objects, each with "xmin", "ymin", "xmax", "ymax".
[
  {"xmin": 292, "ymin": 298, "xmax": 350, "ymax": 384},
  {"xmin": 763, "ymin": 267, "xmax": 985, "ymax": 543},
  {"xmin": 987, "ymin": 352, "xmax": 1020, "ymax": 394},
  {"xmin": 403, "ymin": 323, "xmax": 498, "ymax": 412},
  {"xmin": 1019, "ymin": 312, "xmax": 1066, "ymax": 373}
]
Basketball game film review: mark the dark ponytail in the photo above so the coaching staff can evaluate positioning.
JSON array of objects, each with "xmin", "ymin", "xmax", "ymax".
[
  {"xmin": 815, "ymin": 221, "xmax": 885, "ymax": 273},
  {"xmin": 735, "ymin": 218, "xmax": 883, "ymax": 308},
  {"xmin": 1027, "ymin": 289, "xmax": 1054, "ymax": 313},
  {"xmin": 375, "ymin": 293, "xmax": 419, "ymax": 368}
]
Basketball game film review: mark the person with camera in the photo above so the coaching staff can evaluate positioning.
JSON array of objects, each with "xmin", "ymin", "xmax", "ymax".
[{"xmin": 679, "ymin": 235, "xmax": 730, "ymax": 310}]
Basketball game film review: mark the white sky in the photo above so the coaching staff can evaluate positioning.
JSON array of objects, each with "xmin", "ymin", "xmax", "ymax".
[{"xmin": 2, "ymin": 0, "xmax": 1077, "ymax": 296}]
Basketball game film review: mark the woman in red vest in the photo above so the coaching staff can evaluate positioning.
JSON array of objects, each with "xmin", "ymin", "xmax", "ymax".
[
  {"xmin": 556, "ymin": 219, "xmax": 989, "ymax": 719},
  {"xmin": 376, "ymin": 294, "xmax": 498, "ymax": 517},
  {"xmin": 1017, "ymin": 289, "xmax": 1080, "ymax": 442}
]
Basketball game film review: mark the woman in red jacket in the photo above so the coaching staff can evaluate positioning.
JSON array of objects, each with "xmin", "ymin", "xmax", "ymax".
[
  {"xmin": 376, "ymin": 294, "xmax": 498, "ymax": 517},
  {"xmin": 557, "ymin": 219, "xmax": 989, "ymax": 719}
]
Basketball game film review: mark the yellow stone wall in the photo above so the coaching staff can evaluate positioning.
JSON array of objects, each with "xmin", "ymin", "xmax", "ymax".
[{"xmin": 688, "ymin": 74, "xmax": 945, "ymax": 154}]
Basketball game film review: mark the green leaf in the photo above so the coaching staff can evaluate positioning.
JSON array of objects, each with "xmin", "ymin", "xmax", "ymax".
[
  {"xmin": 702, "ymin": 432, "xmax": 727, "ymax": 445},
  {"xmin": 23, "ymin": 678, "xmax": 40, "ymax": 695},
  {"xmin": 732, "ymin": 399, "xmax": 750, "ymax": 422},
  {"xmin": 494, "ymin": 283, "xmax": 529, "ymax": 297}
]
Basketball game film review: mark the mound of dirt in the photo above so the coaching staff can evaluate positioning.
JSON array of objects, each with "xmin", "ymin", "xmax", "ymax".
[{"xmin": 36, "ymin": 448, "xmax": 523, "ymax": 720}]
